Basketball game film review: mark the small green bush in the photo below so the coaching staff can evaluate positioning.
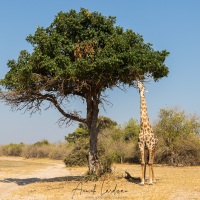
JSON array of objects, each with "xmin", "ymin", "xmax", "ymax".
[
  {"xmin": 64, "ymin": 138, "xmax": 89, "ymax": 166},
  {"xmin": 100, "ymin": 155, "xmax": 112, "ymax": 174}
]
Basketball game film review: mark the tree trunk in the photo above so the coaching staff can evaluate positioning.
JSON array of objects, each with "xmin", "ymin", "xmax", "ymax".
[
  {"xmin": 120, "ymin": 156, "xmax": 123, "ymax": 164},
  {"xmin": 88, "ymin": 128, "xmax": 102, "ymax": 176},
  {"xmin": 86, "ymin": 94, "xmax": 102, "ymax": 176}
]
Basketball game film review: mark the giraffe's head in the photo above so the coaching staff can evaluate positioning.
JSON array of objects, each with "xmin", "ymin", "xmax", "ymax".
[{"xmin": 137, "ymin": 80, "xmax": 147, "ymax": 93}]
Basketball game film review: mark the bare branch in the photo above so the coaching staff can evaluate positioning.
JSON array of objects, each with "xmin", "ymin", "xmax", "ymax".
[{"xmin": 0, "ymin": 90, "xmax": 87, "ymax": 124}]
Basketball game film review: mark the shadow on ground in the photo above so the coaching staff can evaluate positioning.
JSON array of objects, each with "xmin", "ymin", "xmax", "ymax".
[
  {"xmin": 0, "ymin": 176, "xmax": 84, "ymax": 186},
  {"xmin": 124, "ymin": 171, "xmax": 160, "ymax": 186},
  {"xmin": 124, "ymin": 171, "xmax": 141, "ymax": 184}
]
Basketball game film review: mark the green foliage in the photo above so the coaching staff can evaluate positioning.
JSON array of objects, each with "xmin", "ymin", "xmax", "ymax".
[
  {"xmin": 34, "ymin": 139, "xmax": 49, "ymax": 146},
  {"xmin": 5, "ymin": 9, "xmax": 167, "ymax": 86},
  {"xmin": 64, "ymin": 108, "xmax": 200, "ymax": 167},
  {"xmin": 0, "ymin": 8, "xmax": 169, "ymax": 176},
  {"xmin": 98, "ymin": 116, "xmax": 118, "ymax": 129},
  {"xmin": 64, "ymin": 137, "xmax": 89, "ymax": 166},
  {"xmin": 1, "ymin": 8, "xmax": 169, "ymax": 112},
  {"xmin": 0, "ymin": 143, "xmax": 24, "ymax": 156},
  {"xmin": 99, "ymin": 119, "xmax": 140, "ymax": 164},
  {"xmin": 123, "ymin": 118, "xmax": 140, "ymax": 141},
  {"xmin": 99, "ymin": 155, "xmax": 113, "ymax": 174},
  {"xmin": 64, "ymin": 123, "xmax": 89, "ymax": 166},
  {"xmin": 63, "ymin": 118, "xmax": 140, "ymax": 167},
  {"xmin": 65, "ymin": 123, "xmax": 89, "ymax": 143},
  {"xmin": 64, "ymin": 117, "xmax": 117, "ymax": 167},
  {"xmin": 65, "ymin": 117, "xmax": 117, "ymax": 144},
  {"xmin": 154, "ymin": 107, "xmax": 200, "ymax": 165}
]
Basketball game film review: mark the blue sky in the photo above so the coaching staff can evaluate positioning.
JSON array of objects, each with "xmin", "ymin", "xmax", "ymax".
[{"xmin": 0, "ymin": 0, "xmax": 200, "ymax": 144}]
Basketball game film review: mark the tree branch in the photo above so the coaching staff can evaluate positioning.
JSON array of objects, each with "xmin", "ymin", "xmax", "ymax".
[
  {"xmin": 0, "ymin": 90, "xmax": 87, "ymax": 124},
  {"xmin": 40, "ymin": 93, "xmax": 86, "ymax": 124}
]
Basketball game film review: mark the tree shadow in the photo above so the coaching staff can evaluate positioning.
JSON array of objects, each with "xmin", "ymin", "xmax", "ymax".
[{"xmin": 0, "ymin": 175, "xmax": 84, "ymax": 186}]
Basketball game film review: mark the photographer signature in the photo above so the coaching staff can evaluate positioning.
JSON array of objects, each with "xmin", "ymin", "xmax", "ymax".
[{"xmin": 72, "ymin": 180, "xmax": 128, "ymax": 199}]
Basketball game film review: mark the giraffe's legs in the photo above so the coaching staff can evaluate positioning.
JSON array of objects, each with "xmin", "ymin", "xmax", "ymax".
[
  {"xmin": 148, "ymin": 164, "xmax": 156, "ymax": 184},
  {"xmin": 149, "ymin": 164, "xmax": 153, "ymax": 185},
  {"xmin": 139, "ymin": 146, "xmax": 146, "ymax": 185},
  {"xmin": 140, "ymin": 164, "xmax": 145, "ymax": 185},
  {"xmin": 148, "ymin": 150, "xmax": 156, "ymax": 185},
  {"xmin": 141, "ymin": 166, "xmax": 145, "ymax": 185},
  {"xmin": 144, "ymin": 162, "xmax": 147, "ymax": 181},
  {"xmin": 152, "ymin": 164, "xmax": 156, "ymax": 183}
]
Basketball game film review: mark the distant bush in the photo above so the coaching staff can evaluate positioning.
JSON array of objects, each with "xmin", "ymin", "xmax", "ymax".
[
  {"xmin": 22, "ymin": 144, "xmax": 49, "ymax": 158},
  {"xmin": 22, "ymin": 142, "xmax": 66, "ymax": 160},
  {"xmin": 0, "ymin": 143, "xmax": 24, "ymax": 156},
  {"xmin": 154, "ymin": 107, "xmax": 200, "ymax": 166},
  {"xmin": 48, "ymin": 143, "xmax": 67, "ymax": 160},
  {"xmin": 0, "ymin": 140, "xmax": 66, "ymax": 160},
  {"xmin": 34, "ymin": 139, "xmax": 49, "ymax": 146}
]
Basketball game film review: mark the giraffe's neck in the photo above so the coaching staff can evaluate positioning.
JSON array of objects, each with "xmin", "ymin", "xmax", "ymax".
[{"xmin": 140, "ymin": 91, "xmax": 150, "ymax": 126}]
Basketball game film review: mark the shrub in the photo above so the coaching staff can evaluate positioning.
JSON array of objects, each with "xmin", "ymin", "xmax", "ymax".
[
  {"xmin": 154, "ymin": 107, "xmax": 200, "ymax": 166},
  {"xmin": 22, "ymin": 141, "xmax": 66, "ymax": 159},
  {"xmin": 64, "ymin": 138, "xmax": 89, "ymax": 166},
  {"xmin": 0, "ymin": 143, "xmax": 24, "ymax": 156},
  {"xmin": 48, "ymin": 143, "xmax": 66, "ymax": 160},
  {"xmin": 34, "ymin": 139, "xmax": 49, "ymax": 146},
  {"xmin": 99, "ymin": 155, "xmax": 112, "ymax": 174},
  {"xmin": 22, "ymin": 145, "xmax": 49, "ymax": 158},
  {"xmin": 0, "ymin": 140, "xmax": 66, "ymax": 160}
]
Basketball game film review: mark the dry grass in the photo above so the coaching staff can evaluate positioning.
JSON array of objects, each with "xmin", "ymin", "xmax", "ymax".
[
  {"xmin": 0, "ymin": 157, "xmax": 200, "ymax": 200},
  {"xmin": 0, "ymin": 157, "xmax": 52, "ymax": 179}
]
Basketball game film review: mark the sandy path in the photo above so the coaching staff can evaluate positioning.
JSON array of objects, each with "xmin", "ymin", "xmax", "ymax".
[{"xmin": 0, "ymin": 159, "xmax": 71, "ymax": 199}]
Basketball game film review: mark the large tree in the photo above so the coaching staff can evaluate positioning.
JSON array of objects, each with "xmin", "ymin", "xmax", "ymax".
[{"xmin": 0, "ymin": 8, "xmax": 169, "ymax": 175}]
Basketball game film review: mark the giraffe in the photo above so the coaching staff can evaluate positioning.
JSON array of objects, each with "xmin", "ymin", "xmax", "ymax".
[{"xmin": 137, "ymin": 80, "xmax": 158, "ymax": 185}]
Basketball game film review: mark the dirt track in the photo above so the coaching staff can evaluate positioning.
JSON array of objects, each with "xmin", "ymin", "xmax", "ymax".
[{"xmin": 0, "ymin": 157, "xmax": 74, "ymax": 199}]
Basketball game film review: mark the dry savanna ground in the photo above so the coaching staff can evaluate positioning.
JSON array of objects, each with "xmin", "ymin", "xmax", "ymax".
[{"xmin": 0, "ymin": 157, "xmax": 199, "ymax": 200}]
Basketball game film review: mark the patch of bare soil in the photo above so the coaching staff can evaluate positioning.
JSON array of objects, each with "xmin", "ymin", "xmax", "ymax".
[
  {"xmin": 0, "ymin": 157, "xmax": 77, "ymax": 199},
  {"xmin": 0, "ymin": 157, "xmax": 200, "ymax": 200}
]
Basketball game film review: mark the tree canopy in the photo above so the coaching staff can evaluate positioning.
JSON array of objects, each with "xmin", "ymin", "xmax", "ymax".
[
  {"xmin": 1, "ymin": 9, "xmax": 169, "ymax": 119},
  {"xmin": 0, "ymin": 8, "xmax": 169, "ymax": 175}
]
